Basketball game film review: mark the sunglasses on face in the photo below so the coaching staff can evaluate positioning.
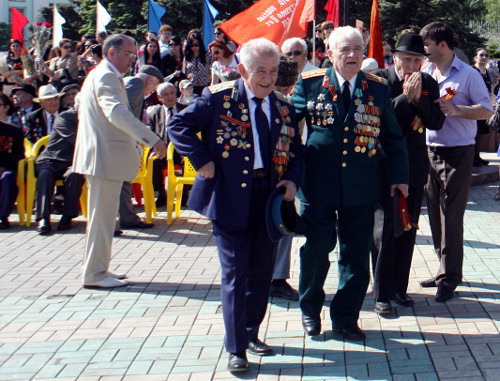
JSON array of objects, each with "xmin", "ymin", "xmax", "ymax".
[
  {"xmin": 191, "ymin": 44, "xmax": 200, "ymax": 47},
  {"xmin": 478, "ymin": 53, "xmax": 489, "ymax": 57},
  {"xmin": 169, "ymin": 42, "xmax": 178, "ymax": 46},
  {"xmin": 285, "ymin": 50, "xmax": 303, "ymax": 57},
  {"xmin": 214, "ymin": 31, "xmax": 223, "ymax": 35}
]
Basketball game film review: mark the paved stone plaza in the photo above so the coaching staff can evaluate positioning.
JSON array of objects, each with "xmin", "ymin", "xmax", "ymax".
[{"xmin": 0, "ymin": 164, "xmax": 499, "ymax": 380}]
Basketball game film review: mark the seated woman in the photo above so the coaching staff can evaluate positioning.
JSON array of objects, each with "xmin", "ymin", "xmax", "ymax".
[
  {"xmin": 208, "ymin": 40, "xmax": 240, "ymax": 85},
  {"xmin": 182, "ymin": 33, "xmax": 211, "ymax": 95},
  {"xmin": 135, "ymin": 39, "xmax": 166, "ymax": 76},
  {"xmin": 0, "ymin": 39, "xmax": 36, "ymax": 95},
  {"xmin": 36, "ymin": 38, "xmax": 78, "ymax": 90}
]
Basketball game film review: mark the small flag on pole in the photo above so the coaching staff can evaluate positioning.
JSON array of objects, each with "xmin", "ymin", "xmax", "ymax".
[
  {"xmin": 148, "ymin": 0, "xmax": 166, "ymax": 34},
  {"xmin": 96, "ymin": 1, "xmax": 112, "ymax": 33},
  {"xmin": 11, "ymin": 8, "xmax": 30, "ymax": 42},
  {"xmin": 53, "ymin": 5, "xmax": 66, "ymax": 47},
  {"xmin": 203, "ymin": 0, "xmax": 219, "ymax": 50}
]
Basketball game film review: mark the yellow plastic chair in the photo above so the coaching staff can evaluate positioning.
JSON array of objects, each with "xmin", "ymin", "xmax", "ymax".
[
  {"xmin": 25, "ymin": 136, "xmax": 88, "ymax": 226},
  {"xmin": 166, "ymin": 142, "xmax": 197, "ymax": 225},
  {"xmin": 131, "ymin": 144, "xmax": 158, "ymax": 223},
  {"xmin": 16, "ymin": 139, "xmax": 34, "ymax": 225}
]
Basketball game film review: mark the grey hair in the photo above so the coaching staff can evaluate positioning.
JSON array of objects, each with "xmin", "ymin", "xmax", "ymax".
[
  {"xmin": 281, "ymin": 38, "xmax": 308, "ymax": 53},
  {"xmin": 328, "ymin": 26, "xmax": 364, "ymax": 51},
  {"xmin": 103, "ymin": 34, "xmax": 136, "ymax": 57},
  {"xmin": 156, "ymin": 82, "xmax": 176, "ymax": 95},
  {"xmin": 239, "ymin": 38, "xmax": 280, "ymax": 71}
]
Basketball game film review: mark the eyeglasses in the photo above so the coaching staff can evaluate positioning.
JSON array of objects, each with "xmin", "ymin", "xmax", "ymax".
[
  {"xmin": 191, "ymin": 44, "xmax": 200, "ymax": 47},
  {"xmin": 168, "ymin": 42, "xmax": 178, "ymax": 46},
  {"xmin": 117, "ymin": 50, "xmax": 137, "ymax": 59},
  {"xmin": 212, "ymin": 50, "xmax": 221, "ymax": 55},
  {"xmin": 478, "ymin": 53, "xmax": 489, "ymax": 57},
  {"xmin": 214, "ymin": 31, "xmax": 223, "ymax": 35},
  {"xmin": 285, "ymin": 50, "xmax": 303, "ymax": 57},
  {"xmin": 324, "ymin": 26, "xmax": 334, "ymax": 30}
]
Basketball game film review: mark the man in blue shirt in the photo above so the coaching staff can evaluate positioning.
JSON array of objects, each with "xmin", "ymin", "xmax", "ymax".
[{"xmin": 420, "ymin": 22, "xmax": 493, "ymax": 302}]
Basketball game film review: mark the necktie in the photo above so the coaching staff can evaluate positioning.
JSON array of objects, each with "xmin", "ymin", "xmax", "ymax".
[
  {"xmin": 164, "ymin": 107, "xmax": 174, "ymax": 140},
  {"xmin": 253, "ymin": 97, "xmax": 270, "ymax": 170},
  {"xmin": 342, "ymin": 81, "xmax": 351, "ymax": 115},
  {"xmin": 49, "ymin": 114, "xmax": 55, "ymax": 132}
]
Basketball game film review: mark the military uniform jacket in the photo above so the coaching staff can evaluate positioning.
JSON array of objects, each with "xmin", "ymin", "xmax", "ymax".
[
  {"xmin": 24, "ymin": 108, "xmax": 56, "ymax": 144},
  {"xmin": 168, "ymin": 78, "xmax": 305, "ymax": 228},
  {"xmin": 291, "ymin": 67, "xmax": 408, "ymax": 207},
  {"xmin": 0, "ymin": 121, "xmax": 24, "ymax": 172},
  {"xmin": 373, "ymin": 66, "xmax": 444, "ymax": 187}
]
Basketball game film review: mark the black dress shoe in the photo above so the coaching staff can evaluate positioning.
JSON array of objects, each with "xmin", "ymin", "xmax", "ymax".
[
  {"xmin": 392, "ymin": 293, "xmax": 415, "ymax": 307},
  {"xmin": 57, "ymin": 216, "xmax": 73, "ymax": 231},
  {"xmin": 374, "ymin": 300, "xmax": 393, "ymax": 315},
  {"xmin": 37, "ymin": 219, "xmax": 52, "ymax": 235},
  {"xmin": 114, "ymin": 230, "xmax": 124, "ymax": 237},
  {"xmin": 122, "ymin": 221, "xmax": 154, "ymax": 229},
  {"xmin": 420, "ymin": 278, "xmax": 437, "ymax": 288},
  {"xmin": 155, "ymin": 198, "xmax": 166, "ymax": 208},
  {"xmin": 333, "ymin": 324, "xmax": 366, "ymax": 341},
  {"xmin": 302, "ymin": 315, "xmax": 321, "ymax": 336},
  {"xmin": 227, "ymin": 352, "xmax": 248, "ymax": 373},
  {"xmin": 248, "ymin": 338, "xmax": 274, "ymax": 356},
  {"xmin": 480, "ymin": 158, "xmax": 489, "ymax": 166},
  {"xmin": 270, "ymin": 280, "xmax": 299, "ymax": 300},
  {"xmin": 435, "ymin": 286, "xmax": 454, "ymax": 303},
  {"xmin": 0, "ymin": 218, "xmax": 10, "ymax": 230}
]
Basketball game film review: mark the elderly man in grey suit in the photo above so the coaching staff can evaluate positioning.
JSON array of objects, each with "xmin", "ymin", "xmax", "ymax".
[
  {"xmin": 118, "ymin": 65, "xmax": 165, "ymax": 229},
  {"xmin": 73, "ymin": 34, "xmax": 166, "ymax": 289}
]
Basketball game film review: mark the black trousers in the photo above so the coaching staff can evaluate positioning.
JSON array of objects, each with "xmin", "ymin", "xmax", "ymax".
[
  {"xmin": 371, "ymin": 183, "xmax": 424, "ymax": 300},
  {"xmin": 212, "ymin": 177, "xmax": 276, "ymax": 353},
  {"xmin": 425, "ymin": 145, "xmax": 474, "ymax": 290},
  {"xmin": 299, "ymin": 202, "xmax": 374, "ymax": 329},
  {"xmin": 152, "ymin": 157, "xmax": 167, "ymax": 201},
  {"xmin": 35, "ymin": 162, "xmax": 85, "ymax": 221}
]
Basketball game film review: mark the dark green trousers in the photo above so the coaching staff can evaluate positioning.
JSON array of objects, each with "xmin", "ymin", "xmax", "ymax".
[{"xmin": 299, "ymin": 202, "xmax": 374, "ymax": 329}]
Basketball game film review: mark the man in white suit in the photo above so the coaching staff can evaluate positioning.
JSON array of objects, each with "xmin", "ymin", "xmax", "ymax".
[{"xmin": 73, "ymin": 34, "xmax": 166, "ymax": 289}]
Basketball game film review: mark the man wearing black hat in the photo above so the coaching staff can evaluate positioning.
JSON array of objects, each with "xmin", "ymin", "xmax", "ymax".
[
  {"xmin": 10, "ymin": 84, "xmax": 40, "ymax": 130},
  {"xmin": 371, "ymin": 33, "xmax": 445, "ymax": 315}
]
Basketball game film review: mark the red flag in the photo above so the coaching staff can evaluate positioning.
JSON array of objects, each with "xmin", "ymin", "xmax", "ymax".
[
  {"xmin": 220, "ymin": 0, "xmax": 315, "ymax": 47},
  {"xmin": 11, "ymin": 8, "xmax": 30, "ymax": 42},
  {"xmin": 368, "ymin": 0, "xmax": 384, "ymax": 68},
  {"xmin": 324, "ymin": 0, "xmax": 340, "ymax": 28}
]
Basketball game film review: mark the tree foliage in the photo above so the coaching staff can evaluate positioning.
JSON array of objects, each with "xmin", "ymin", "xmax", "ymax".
[
  {"xmin": 0, "ymin": 23, "xmax": 9, "ymax": 51},
  {"xmin": 484, "ymin": 0, "xmax": 500, "ymax": 22}
]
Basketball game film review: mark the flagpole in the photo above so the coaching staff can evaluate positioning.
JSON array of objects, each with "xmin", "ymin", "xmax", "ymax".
[
  {"xmin": 312, "ymin": 20, "xmax": 316, "ymax": 65},
  {"xmin": 96, "ymin": 0, "xmax": 98, "ymax": 34}
]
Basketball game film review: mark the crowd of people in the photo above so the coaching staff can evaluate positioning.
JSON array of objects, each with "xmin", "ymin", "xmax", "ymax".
[{"xmin": 0, "ymin": 18, "xmax": 498, "ymax": 374}]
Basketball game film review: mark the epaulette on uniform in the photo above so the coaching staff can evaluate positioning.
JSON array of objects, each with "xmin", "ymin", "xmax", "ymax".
[
  {"xmin": 208, "ymin": 80, "xmax": 235, "ymax": 94},
  {"xmin": 365, "ymin": 73, "xmax": 387, "ymax": 85},
  {"xmin": 273, "ymin": 90, "xmax": 292, "ymax": 105},
  {"xmin": 301, "ymin": 68, "xmax": 328, "ymax": 80}
]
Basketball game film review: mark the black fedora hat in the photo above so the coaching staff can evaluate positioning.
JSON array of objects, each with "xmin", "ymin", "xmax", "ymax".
[
  {"xmin": 391, "ymin": 33, "xmax": 429, "ymax": 56},
  {"xmin": 266, "ymin": 186, "xmax": 305, "ymax": 243},
  {"xmin": 10, "ymin": 83, "xmax": 37, "ymax": 98}
]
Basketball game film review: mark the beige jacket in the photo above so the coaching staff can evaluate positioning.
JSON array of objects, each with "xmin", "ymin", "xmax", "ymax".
[{"xmin": 73, "ymin": 60, "xmax": 160, "ymax": 181}]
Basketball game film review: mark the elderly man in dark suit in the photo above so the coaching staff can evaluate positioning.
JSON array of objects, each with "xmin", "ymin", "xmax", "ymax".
[
  {"xmin": 169, "ymin": 38, "xmax": 304, "ymax": 373},
  {"xmin": 35, "ymin": 108, "xmax": 85, "ymax": 234},
  {"xmin": 371, "ymin": 33, "xmax": 445, "ymax": 315},
  {"xmin": 117, "ymin": 64, "xmax": 164, "ymax": 230},
  {"xmin": 291, "ymin": 26, "xmax": 409, "ymax": 341},
  {"xmin": 146, "ymin": 82, "xmax": 186, "ymax": 207},
  {"xmin": 25, "ymin": 85, "xmax": 65, "ymax": 144}
]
